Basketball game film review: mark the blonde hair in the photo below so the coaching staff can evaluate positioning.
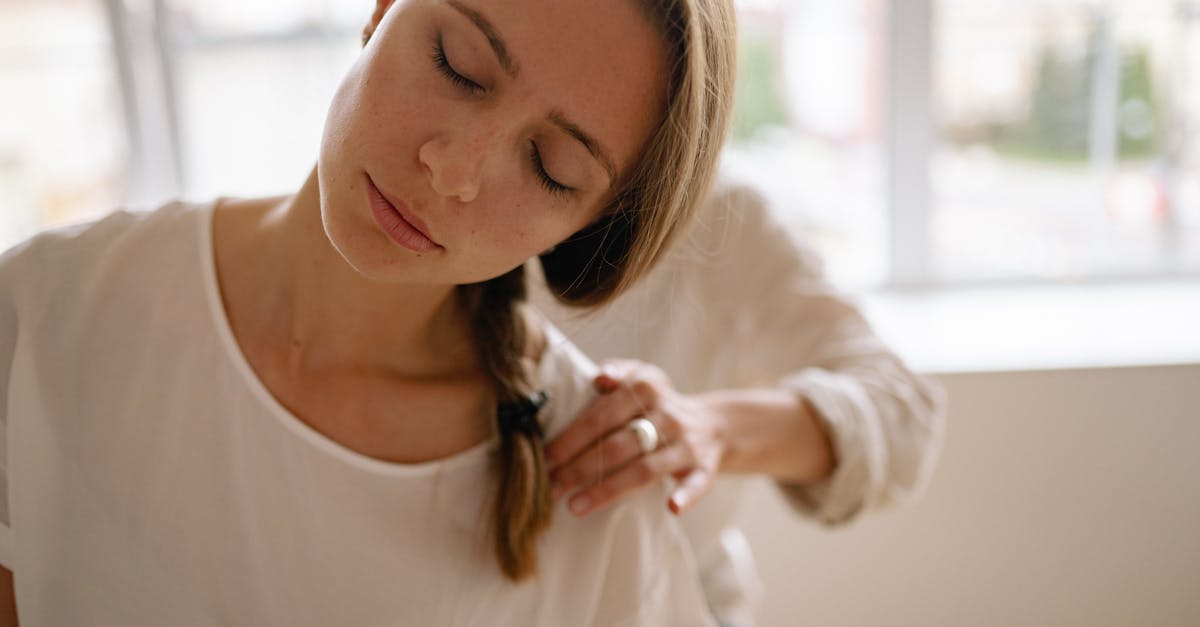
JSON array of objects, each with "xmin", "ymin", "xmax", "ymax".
[{"xmin": 454, "ymin": 0, "xmax": 739, "ymax": 581}]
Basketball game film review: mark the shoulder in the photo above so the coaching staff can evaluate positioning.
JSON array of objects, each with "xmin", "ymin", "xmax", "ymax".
[
  {"xmin": 529, "ymin": 318, "xmax": 599, "ymax": 441},
  {"xmin": 541, "ymin": 463, "xmax": 715, "ymax": 626},
  {"xmin": 0, "ymin": 199, "xmax": 217, "ymax": 345},
  {"xmin": 525, "ymin": 328, "xmax": 715, "ymax": 624},
  {"xmin": 593, "ymin": 490, "xmax": 715, "ymax": 626},
  {"xmin": 0, "ymin": 200, "xmax": 212, "ymax": 297}
]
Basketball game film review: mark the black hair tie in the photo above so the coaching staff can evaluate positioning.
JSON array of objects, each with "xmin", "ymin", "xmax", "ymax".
[{"xmin": 496, "ymin": 390, "xmax": 550, "ymax": 439}]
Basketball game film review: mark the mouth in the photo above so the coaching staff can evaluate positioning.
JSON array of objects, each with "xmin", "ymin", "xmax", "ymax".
[{"xmin": 365, "ymin": 174, "xmax": 442, "ymax": 253}]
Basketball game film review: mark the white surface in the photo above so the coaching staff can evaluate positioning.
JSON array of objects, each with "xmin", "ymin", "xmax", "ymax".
[
  {"xmin": 857, "ymin": 279, "xmax": 1200, "ymax": 373},
  {"xmin": 739, "ymin": 363, "xmax": 1200, "ymax": 627}
]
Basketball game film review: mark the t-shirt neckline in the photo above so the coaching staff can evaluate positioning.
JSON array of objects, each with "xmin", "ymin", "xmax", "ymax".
[{"xmin": 194, "ymin": 198, "xmax": 500, "ymax": 477}]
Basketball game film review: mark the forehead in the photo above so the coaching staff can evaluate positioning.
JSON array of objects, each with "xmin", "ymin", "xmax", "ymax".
[{"xmin": 448, "ymin": 0, "xmax": 669, "ymax": 177}]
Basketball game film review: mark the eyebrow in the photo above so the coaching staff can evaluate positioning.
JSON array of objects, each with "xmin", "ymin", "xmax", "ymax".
[
  {"xmin": 549, "ymin": 111, "xmax": 617, "ymax": 186},
  {"xmin": 447, "ymin": 0, "xmax": 517, "ymax": 78},
  {"xmin": 447, "ymin": 0, "xmax": 618, "ymax": 188}
]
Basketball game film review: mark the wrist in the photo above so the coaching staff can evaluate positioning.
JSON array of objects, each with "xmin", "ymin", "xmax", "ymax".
[
  {"xmin": 693, "ymin": 391, "xmax": 737, "ymax": 474},
  {"xmin": 697, "ymin": 388, "xmax": 836, "ymax": 483}
]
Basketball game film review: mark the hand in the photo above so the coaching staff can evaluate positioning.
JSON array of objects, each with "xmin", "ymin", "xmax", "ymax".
[{"xmin": 544, "ymin": 359, "xmax": 727, "ymax": 517}]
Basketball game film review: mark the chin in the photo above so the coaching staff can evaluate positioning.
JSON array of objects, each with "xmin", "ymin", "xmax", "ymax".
[
  {"xmin": 316, "ymin": 194, "xmax": 395, "ymax": 278},
  {"xmin": 321, "ymin": 212, "xmax": 467, "ymax": 288}
]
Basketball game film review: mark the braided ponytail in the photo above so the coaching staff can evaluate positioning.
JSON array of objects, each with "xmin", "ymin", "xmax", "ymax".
[
  {"xmin": 457, "ymin": 265, "xmax": 553, "ymax": 581},
  {"xmin": 449, "ymin": 0, "xmax": 737, "ymax": 584}
]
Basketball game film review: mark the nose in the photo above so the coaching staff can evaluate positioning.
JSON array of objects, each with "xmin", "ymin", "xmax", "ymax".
[{"xmin": 419, "ymin": 126, "xmax": 496, "ymax": 204}]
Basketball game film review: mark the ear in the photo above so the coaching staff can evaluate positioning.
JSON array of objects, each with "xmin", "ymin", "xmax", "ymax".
[{"xmin": 361, "ymin": 0, "xmax": 400, "ymax": 47}]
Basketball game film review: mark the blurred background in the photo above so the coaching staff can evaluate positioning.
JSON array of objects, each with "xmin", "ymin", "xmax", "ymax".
[
  {"xmin": 4, "ymin": 0, "xmax": 1200, "ymax": 286},
  {"xmin": 2, "ymin": 0, "xmax": 1197, "ymax": 625}
]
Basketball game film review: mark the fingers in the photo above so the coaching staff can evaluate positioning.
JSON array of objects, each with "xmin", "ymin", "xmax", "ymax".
[
  {"xmin": 594, "ymin": 369, "xmax": 629, "ymax": 394},
  {"xmin": 544, "ymin": 377, "xmax": 664, "ymax": 471},
  {"xmin": 596, "ymin": 359, "xmax": 668, "ymax": 393},
  {"xmin": 596, "ymin": 358, "xmax": 644, "ymax": 381},
  {"xmin": 544, "ymin": 358, "xmax": 707, "ymax": 517},
  {"xmin": 562, "ymin": 442, "xmax": 691, "ymax": 516},
  {"xmin": 550, "ymin": 415, "xmax": 658, "ymax": 499},
  {"xmin": 668, "ymin": 468, "xmax": 714, "ymax": 516}
]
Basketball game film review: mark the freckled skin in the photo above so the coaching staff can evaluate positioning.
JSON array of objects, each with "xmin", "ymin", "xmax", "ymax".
[{"xmin": 318, "ymin": 0, "xmax": 669, "ymax": 286}]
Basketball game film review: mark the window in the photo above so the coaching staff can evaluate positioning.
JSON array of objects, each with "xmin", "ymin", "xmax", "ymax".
[
  {"xmin": 726, "ymin": 0, "xmax": 1198, "ymax": 287},
  {"xmin": 4, "ymin": 0, "xmax": 1197, "ymax": 287},
  {"xmin": 933, "ymin": 0, "xmax": 1200, "ymax": 282},
  {"xmin": 725, "ymin": 0, "xmax": 888, "ymax": 287},
  {"xmin": 0, "ymin": 0, "xmax": 128, "ymax": 252},
  {"xmin": 165, "ymin": 0, "xmax": 360, "ymax": 199}
]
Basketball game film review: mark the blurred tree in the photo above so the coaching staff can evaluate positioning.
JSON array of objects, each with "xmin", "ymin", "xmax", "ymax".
[
  {"xmin": 731, "ymin": 33, "xmax": 788, "ymax": 142},
  {"xmin": 1116, "ymin": 49, "xmax": 1159, "ymax": 157},
  {"xmin": 989, "ymin": 21, "xmax": 1160, "ymax": 162}
]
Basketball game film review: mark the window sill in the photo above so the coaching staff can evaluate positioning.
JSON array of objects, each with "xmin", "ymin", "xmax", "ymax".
[{"xmin": 855, "ymin": 279, "xmax": 1200, "ymax": 375}]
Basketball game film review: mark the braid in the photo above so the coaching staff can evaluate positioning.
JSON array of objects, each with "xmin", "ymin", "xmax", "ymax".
[{"xmin": 457, "ymin": 265, "xmax": 553, "ymax": 581}]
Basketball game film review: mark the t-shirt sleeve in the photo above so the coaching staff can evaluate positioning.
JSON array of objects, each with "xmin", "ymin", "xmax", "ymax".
[
  {"xmin": 0, "ymin": 239, "xmax": 25, "ymax": 571},
  {"xmin": 581, "ymin": 481, "xmax": 718, "ymax": 627},
  {"xmin": 0, "ymin": 211, "xmax": 151, "ymax": 573},
  {"xmin": 534, "ymin": 323, "xmax": 717, "ymax": 626}
]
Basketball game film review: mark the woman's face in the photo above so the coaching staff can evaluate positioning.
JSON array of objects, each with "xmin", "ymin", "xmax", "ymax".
[{"xmin": 318, "ymin": 0, "xmax": 668, "ymax": 285}]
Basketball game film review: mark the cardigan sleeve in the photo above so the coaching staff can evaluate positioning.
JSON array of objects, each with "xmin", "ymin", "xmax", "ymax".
[{"xmin": 691, "ymin": 181, "xmax": 948, "ymax": 526}]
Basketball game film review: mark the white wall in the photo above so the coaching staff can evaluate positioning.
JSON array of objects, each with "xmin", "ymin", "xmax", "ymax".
[{"xmin": 736, "ymin": 364, "xmax": 1200, "ymax": 627}]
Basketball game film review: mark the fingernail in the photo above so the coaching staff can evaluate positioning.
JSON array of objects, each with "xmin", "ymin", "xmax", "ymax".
[{"xmin": 569, "ymin": 495, "xmax": 590, "ymax": 515}]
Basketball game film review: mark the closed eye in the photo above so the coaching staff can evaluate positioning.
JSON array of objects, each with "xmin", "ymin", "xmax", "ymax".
[
  {"xmin": 528, "ymin": 142, "xmax": 572, "ymax": 196},
  {"xmin": 430, "ymin": 34, "xmax": 485, "ymax": 96}
]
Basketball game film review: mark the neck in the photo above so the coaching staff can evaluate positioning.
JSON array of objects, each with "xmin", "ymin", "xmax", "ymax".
[{"xmin": 249, "ymin": 167, "xmax": 479, "ymax": 379}]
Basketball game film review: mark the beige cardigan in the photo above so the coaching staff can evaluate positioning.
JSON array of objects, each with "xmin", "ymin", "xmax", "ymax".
[{"xmin": 532, "ymin": 176, "xmax": 948, "ymax": 626}]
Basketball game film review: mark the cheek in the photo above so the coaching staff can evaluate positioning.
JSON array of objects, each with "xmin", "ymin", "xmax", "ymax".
[
  {"xmin": 506, "ymin": 194, "xmax": 605, "ymax": 250},
  {"xmin": 355, "ymin": 75, "xmax": 421, "ymax": 147},
  {"xmin": 320, "ymin": 62, "xmax": 368, "ymax": 162},
  {"xmin": 467, "ymin": 200, "xmax": 577, "ymax": 260},
  {"xmin": 476, "ymin": 201, "xmax": 542, "ymax": 251},
  {"xmin": 340, "ymin": 38, "xmax": 445, "ymax": 157}
]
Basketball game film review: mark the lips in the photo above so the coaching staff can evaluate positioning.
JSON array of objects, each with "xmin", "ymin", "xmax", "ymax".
[{"xmin": 365, "ymin": 174, "xmax": 442, "ymax": 253}]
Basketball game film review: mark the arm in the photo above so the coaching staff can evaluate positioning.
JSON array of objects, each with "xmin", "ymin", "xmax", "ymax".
[
  {"xmin": 700, "ymin": 387, "xmax": 834, "ymax": 484},
  {"xmin": 546, "ymin": 363, "xmax": 836, "ymax": 514},
  {"xmin": 0, "ymin": 567, "xmax": 15, "ymax": 627},
  {"xmin": 545, "ymin": 181, "xmax": 946, "ymax": 524},
  {"xmin": 697, "ymin": 183, "xmax": 947, "ymax": 523}
]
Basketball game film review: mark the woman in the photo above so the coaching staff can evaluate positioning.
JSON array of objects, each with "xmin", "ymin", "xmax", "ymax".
[{"xmin": 0, "ymin": 0, "xmax": 736, "ymax": 624}]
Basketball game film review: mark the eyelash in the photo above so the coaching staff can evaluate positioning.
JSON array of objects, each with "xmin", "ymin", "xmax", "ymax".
[
  {"xmin": 430, "ymin": 36, "xmax": 484, "ymax": 95},
  {"xmin": 528, "ymin": 142, "xmax": 571, "ymax": 196},
  {"xmin": 430, "ymin": 34, "xmax": 572, "ymax": 197}
]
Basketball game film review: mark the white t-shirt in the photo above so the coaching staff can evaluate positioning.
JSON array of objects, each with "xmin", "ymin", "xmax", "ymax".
[{"xmin": 0, "ymin": 201, "xmax": 716, "ymax": 626}]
